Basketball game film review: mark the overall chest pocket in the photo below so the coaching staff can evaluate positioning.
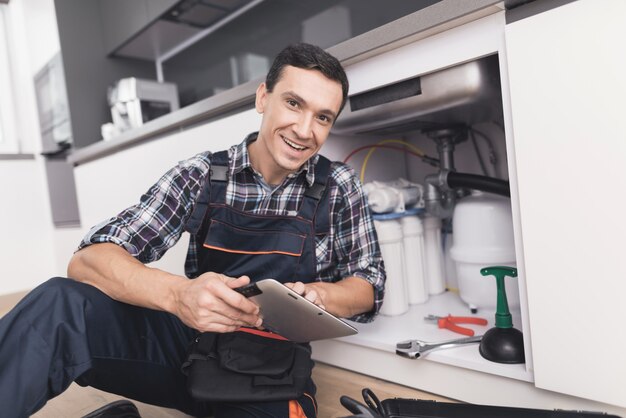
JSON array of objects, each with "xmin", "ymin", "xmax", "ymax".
[{"xmin": 204, "ymin": 219, "xmax": 306, "ymax": 257}]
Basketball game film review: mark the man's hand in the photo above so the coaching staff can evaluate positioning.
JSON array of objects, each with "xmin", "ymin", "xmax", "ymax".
[
  {"xmin": 173, "ymin": 273, "xmax": 262, "ymax": 333},
  {"xmin": 285, "ymin": 281, "xmax": 326, "ymax": 310},
  {"xmin": 285, "ymin": 278, "xmax": 374, "ymax": 318}
]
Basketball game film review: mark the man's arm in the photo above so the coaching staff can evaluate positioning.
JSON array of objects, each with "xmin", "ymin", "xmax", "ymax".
[
  {"xmin": 67, "ymin": 154, "xmax": 261, "ymax": 333},
  {"xmin": 68, "ymin": 243, "xmax": 262, "ymax": 333}
]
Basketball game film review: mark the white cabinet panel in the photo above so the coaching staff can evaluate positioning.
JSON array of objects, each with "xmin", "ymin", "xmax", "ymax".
[{"xmin": 505, "ymin": 0, "xmax": 626, "ymax": 407}]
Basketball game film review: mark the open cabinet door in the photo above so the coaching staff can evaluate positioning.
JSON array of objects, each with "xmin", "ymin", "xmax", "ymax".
[{"xmin": 505, "ymin": 0, "xmax": 626, "ymax": 408}]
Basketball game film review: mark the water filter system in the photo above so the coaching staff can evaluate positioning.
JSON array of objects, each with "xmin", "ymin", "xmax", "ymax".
[
  {"xmin": 363, "ymin": 179, "xmax": 423, "ymax": 214},
  {"xmin": 373, "ymin": 210, "xmax": 437, "ymax": 316},
  {"xmin": 421, "ymin": 127, "xmax": 516, "ymax": 312},
  {"xmin": 366, "ymin": 179, "xmax": 446, "ymax": 316},
  {"xmin": 336, "ymin": 56, "xmax": 522, "ymax": 369},
  {"xmin": 363, "ymin": 127, "xmax": 516, "ymax": 316}
]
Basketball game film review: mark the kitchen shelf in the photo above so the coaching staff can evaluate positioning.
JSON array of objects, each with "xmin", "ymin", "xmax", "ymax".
[{"xmin": 335, "ymin": 290, "xmax": 533, "ymax": 383}]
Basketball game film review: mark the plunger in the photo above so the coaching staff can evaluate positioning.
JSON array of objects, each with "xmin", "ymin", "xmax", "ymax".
[{"xmin": 478, "ymin": 266, "xmax": 525, "ymax": 364}]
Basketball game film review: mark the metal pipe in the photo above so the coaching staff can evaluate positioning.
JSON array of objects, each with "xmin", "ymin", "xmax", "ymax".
[{"xmin": 424, "ymin": 170, "xmax": 455, "ymax": 219}]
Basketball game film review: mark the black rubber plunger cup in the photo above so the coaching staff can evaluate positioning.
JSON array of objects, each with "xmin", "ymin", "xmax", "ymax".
[{"xmin": 479, "ymin": 266, "xmax": 525, "ymax": 364}]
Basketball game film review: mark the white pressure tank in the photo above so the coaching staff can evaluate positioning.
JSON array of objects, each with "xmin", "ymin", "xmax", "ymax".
[{"xmin": 449, "ymin": 191, "xmax": 520, "ymax": 311}]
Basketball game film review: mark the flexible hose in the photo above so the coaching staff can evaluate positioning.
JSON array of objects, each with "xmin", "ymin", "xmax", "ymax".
[
  {"xmin": 447, "ymin": 171, "xmax": 510, "ymax": 197},
  {"xmin": 359, "ymin": 139, "xmax": 426, "ymax": 183}
]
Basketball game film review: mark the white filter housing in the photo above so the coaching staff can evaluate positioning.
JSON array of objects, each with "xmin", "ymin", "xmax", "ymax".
[
  {"xmin": 422, "ymin": 216, "xmax": 446, "ymax": 295},
  {"xmin": 401, "ymin": 215, "xmax": 429, "ymax": 304},
  {"xmin": 374, "ymin": 219, "xmax": 409, "ymax": 316},
  {"xmin": 450, "ymin": 191, "xmax": 519, "ymax": 311}
]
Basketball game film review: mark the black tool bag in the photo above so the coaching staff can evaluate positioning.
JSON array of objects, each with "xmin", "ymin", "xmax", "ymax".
[
  {"xmin": 182, "ymin": 331, "xmax": 314, "ymax": 402},
  {"xmin": 340, "ymin": 389, "xmax": 623, "ymax": 418}
]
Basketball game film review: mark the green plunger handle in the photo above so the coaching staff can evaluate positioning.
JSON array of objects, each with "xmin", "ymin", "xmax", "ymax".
[{"xmin": 480, "ymin": 266, "xmax": 518, "ymax": 329}]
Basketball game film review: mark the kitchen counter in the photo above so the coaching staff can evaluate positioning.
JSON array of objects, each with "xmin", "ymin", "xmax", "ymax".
[
  {"xmin": 68, "ymin": 0, "xmax": 502, "ymax": 166},
  {"xmin": 0, "ymin": 153, "xmax": 35, "ymax": 160}
]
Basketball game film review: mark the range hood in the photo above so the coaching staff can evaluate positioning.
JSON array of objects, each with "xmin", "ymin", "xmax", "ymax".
[
  {"xmin": 332, "ymin": 55, "xmax": 503, "ymax": 136},
  {"xmin": 114, "ymin": 0, "xmax": 263, "ymax": 62}
]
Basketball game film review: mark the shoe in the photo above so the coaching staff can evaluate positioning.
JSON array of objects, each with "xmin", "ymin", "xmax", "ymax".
[{"xmin": 81, "ymin": 400, "xmax": 141, "ymax": 418}]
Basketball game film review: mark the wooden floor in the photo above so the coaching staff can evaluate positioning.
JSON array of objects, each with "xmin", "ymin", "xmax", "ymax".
[{"xmin": 1, "ymin": 290, "xmax": 452, "ymax": 417}]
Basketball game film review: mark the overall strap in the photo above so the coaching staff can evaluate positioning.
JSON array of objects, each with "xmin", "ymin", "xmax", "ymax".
[
  {"xmin": 300, "ymin": 155, "xmax": 331, "ymax": 234},
  {"xmin": 184, "ymin": 151, "xmax": 229, "ymax": 235}
]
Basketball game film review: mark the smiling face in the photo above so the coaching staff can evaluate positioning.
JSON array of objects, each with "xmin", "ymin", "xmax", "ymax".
[{"xmin": 249, "ymin": 65, "xmax": 343, "ymax": 185}]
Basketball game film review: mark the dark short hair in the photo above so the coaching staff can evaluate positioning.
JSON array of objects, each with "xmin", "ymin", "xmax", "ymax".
[{"xmin": 265, "ymin": 43, "xmax": 349, "ymax": 115}]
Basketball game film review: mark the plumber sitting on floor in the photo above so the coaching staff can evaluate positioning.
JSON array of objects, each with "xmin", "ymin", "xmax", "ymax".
[{"xmin": 0, "ymin": 42, "xmax": 386, "ymax": 418}]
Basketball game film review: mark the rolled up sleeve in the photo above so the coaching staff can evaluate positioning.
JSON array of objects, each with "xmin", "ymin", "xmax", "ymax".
[{"xmin": 77, "ymin": 153, "xmax": 210, "ymax": 263}]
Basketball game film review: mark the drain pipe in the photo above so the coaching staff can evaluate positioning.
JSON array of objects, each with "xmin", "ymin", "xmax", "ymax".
[
  {"xmin": 425, "ymin": 170, "xmax": 456, "ymax": 219},
  {"xmin": 424, "ymin": 127, "xmax": 511, "ymax": 218},
  {"xmin": 424, "ymin": 128, "xmax": 462, "ymax": 219},
  {"xmin": 447, "ymin": 171, "xmax": 510, "ymax": 197},
  {"xmin": 425, "ymin": 169, "xmax": 511, "ymax": 218}
]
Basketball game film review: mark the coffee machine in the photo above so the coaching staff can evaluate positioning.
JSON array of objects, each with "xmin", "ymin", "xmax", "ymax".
[{"xmin": 107, "ymin": 77, "xmax": 179, "ymax": 135}]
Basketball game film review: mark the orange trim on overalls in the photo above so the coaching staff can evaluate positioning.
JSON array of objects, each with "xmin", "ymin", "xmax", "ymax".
[
  {"xmin": 202, "ymin": 244, "xmax": 302, "ymax": 257},
  {"xmin": 237, "ymin": 327, "xmax": 289, "ymax": 341},
  {"xmin": 289, "ymin": 399, "xmax": 308, "ymax": 418}
]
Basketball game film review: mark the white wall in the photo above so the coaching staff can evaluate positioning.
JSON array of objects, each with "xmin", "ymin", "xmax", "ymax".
[
  {"xmin": 0, "ymin": 160, "xmax": 58, "ymax": 293},
  {"xmin": 0, "ymin": 0, "xmax": 66, "ymax": 295},
  {"xmin": 21, "ymin": 0, "xmax": 61, "ymax": 74},
  {"xmin": 1, "ymin": 0, "xmax": 60, "ymax": 154}
]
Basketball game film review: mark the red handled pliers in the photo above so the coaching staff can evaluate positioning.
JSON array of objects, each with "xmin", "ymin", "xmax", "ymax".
[{"xmin": 424, "ymin": 314, "xmax": 488, "ymax": 336}]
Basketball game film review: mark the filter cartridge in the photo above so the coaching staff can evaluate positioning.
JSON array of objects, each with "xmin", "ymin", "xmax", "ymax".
[
  {"xmin": 374, "ymin": 219, "xmax": 409, "ymax": 316},
  {"xmin": 400, "ymin": 215, "xmax": 429, "ymax": 304},
  {"xmin": 422, "ymin": 216, "xmax": 446, "ymax": 295}
]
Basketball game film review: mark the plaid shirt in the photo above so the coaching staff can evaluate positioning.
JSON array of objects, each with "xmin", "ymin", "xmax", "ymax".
[{"xmin": 79, "ymin": 134, "xmax": 385, "ymax": 322}]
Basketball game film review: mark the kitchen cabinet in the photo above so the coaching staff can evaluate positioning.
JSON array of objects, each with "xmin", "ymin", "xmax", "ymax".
[
  {"xmin": 54, "ymin": 0, "xmax": 156, "ymax": 149},
  {"xmin": 505, "ymin": 0, "xmax": 626, "ymax": 408},
  {"xmin": 98, "ymin": 0, "xmax": 178, "ymax": 56},
  {"xmin": 146, "ymin": 0, "xmax": 179, "ymax": 22},
  {"xmin": 312, "ymin": 1, "xmax": 626, "ymax": 414},
  {"xmin": 98, "ymin": 0, "xmax": 148, "ymax": 56}
]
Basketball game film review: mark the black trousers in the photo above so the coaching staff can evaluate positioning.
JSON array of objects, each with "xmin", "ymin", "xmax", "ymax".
[{"xmin": 0, "ymin": 278, "xmax": 316, "ymax": 418}]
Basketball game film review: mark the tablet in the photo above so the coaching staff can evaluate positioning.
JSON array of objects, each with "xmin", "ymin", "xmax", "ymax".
[{"xmin": 235, "ymin": 279, "xmax": 358, "ymax": 343}]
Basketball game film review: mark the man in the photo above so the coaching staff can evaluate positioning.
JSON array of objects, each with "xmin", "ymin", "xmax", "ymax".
[{"xmin": 0, "ymin": 43, "xmax": 385, "ymax": 418}]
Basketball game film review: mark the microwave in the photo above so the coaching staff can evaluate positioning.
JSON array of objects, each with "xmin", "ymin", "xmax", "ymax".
[{"xmin": 34, "ymin": 52, "xmax": 72, "ymax": 154}]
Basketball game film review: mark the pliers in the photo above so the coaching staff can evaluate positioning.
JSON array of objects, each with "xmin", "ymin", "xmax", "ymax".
[{"xmin": 424, "ymin": 314, "xmax": 488, "ymax": 336}]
